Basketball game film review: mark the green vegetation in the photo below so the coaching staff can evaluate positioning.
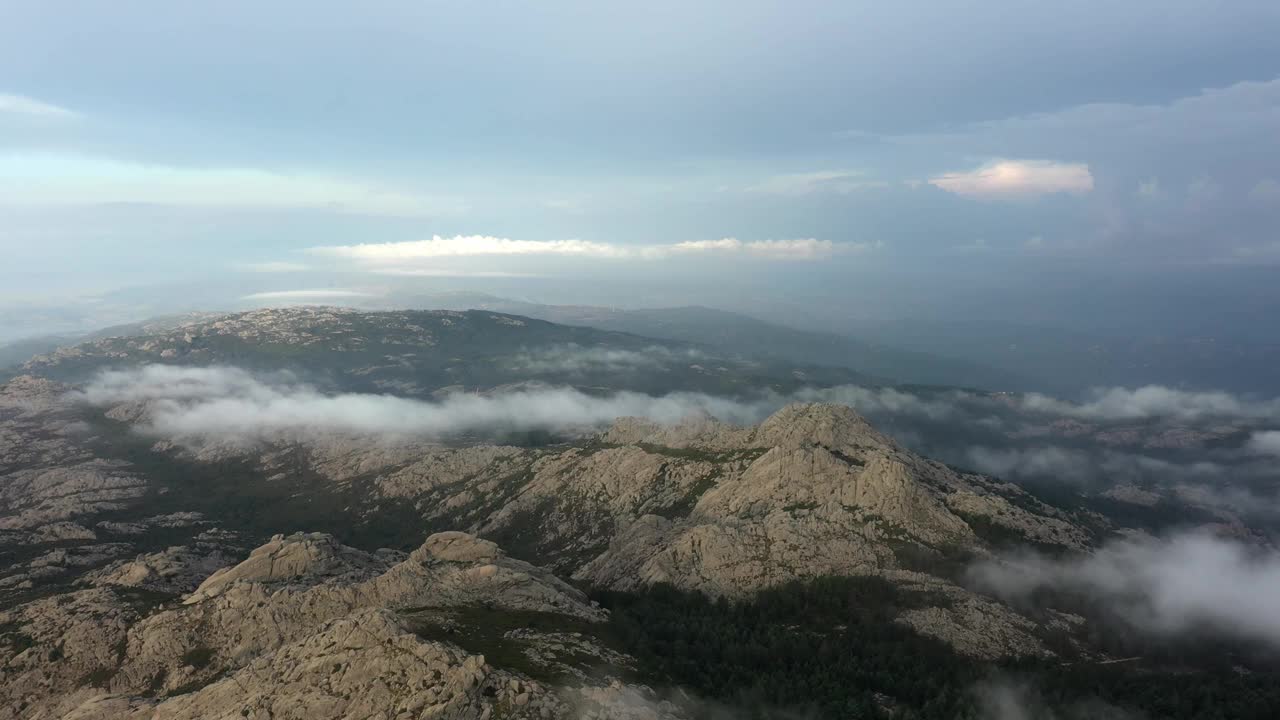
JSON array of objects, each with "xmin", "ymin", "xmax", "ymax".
[
  {"xmin": 404, "ymin": 606, "xmax": 614, "ymax": 684},
  {"xmin": 594, "ymin": 578, "xmax": 1280, "ymax": 720},
  {"xmin": 597, "ymin": 578, "xmax": 973, "ymax": 719}
]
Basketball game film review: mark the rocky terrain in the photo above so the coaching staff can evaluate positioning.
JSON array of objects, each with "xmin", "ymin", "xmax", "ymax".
[
  {"xmin": 2, "ymin": 309, "xmax": 1277, "ymax": 718},
  {"xmin": 1, "ymin": 530, "xmax": 689, "ymax": 720},
  {"xmin": 9, "ymin": 307, "xmax": 872, "ymax": 398}
]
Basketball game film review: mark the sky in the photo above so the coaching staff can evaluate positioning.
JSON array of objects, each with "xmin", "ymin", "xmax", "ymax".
[{"xmin": 2, "ymin": 1, "xmax": 1280, "ymax": 345}]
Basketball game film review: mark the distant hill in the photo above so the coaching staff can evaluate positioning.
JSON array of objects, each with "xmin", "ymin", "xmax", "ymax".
[
  {"xmin": 16, "ymin": 306, "xmax": 877, "ymax": 398},
  {"xmin": 395, "ymin": 292, "xmax": 1028, "ymax": 391}
]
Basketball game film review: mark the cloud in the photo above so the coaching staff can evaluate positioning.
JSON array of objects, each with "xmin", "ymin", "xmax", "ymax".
[
  {"xmin": 309, "ymin": 234, "xmax": 875, "ymax": 266},
  {"xmin": 0, "ymin": 93, "xmax": 78, "ymax": 120},
  {"xmin": 240, "ymin": 289, "xmax": 375, "ymax": 301},
  {"xmin": 974, "ymin": 677, "xmax": 1138, "ymax": 720},
  {"xmin": 965, "ymin": 444, "xmax": 1236, "ymax": 489},
  {"xmin": 747, "ymin": 170, "xmax": 887, "ymax": 196},
  {"xmin": 929, "ymin": 160, "xmax": 1094, "ymax": 198},
  {"xmin": 1247, "ymin": 430, "xmax": 1280, "ymax": 457},
  {"xmin": 75, "ymin": 366, "xmax": 970, "ymax": 444},
  {"xmin": 312, "ymin": 236, "xmax": 632, "ymax": 261},
  {"xmin": 78, "ymin": 365, "xmax": 786, "ymax": 441},
  {"xmin": 504, "ymin": 344, "xmax": 707, "ymax": 374},
  {"xmin": 671, "ymin": 237, "xmax": 871, "ymax": 260},
  {"xmin": 967, "ymin": 446, "xmax": 1097, "ymax": 484},
  {"xmin": 1019, "ymin": 385, "xmax": 1280, "ymax": 422},
  {"xmin": 0, "ymin": 152, "xmax": 463, "ymax": 217},
  {"xmin": 970, "ymin": 532, "xmax": 1280, "ymax": 647}
]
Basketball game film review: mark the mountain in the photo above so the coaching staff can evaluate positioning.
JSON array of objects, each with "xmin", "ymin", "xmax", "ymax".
[
  {"xmin": 1, "ymin": 312, "xmax": 1277, "ymax": 719},
  {"xmin": 393, "ymin": 292, "xmax": 1029, "ymax": 391},
  {"xmin": 8, "ymin": 307, "xmax": 884, "ymax": 401}
]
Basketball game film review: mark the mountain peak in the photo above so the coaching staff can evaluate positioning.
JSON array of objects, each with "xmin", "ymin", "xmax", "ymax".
[{"xmin": 757, "ymin": 402, "xmax": 895, "ymax": 451}]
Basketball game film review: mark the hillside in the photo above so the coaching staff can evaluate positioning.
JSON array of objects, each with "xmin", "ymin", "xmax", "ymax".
[
  {"xmin": 396, "ymin": 292, "xmax": 1028, "ymax": 391},
  {"xmin": 13, "ymin": 307, "xmax": 875, "ymax": 398},
  {"xmin": 2, "ymin": 313, "xmax": 1278, "ymax": 718}
]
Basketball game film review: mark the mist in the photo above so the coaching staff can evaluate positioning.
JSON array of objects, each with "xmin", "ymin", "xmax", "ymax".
[
  {"xmin": 969, "ymin": 531, "xmax": 1280, "ymax": 647},
  {"xmin": 974, "ymin": 677, "xmax": 1139, "ymax": 720},
  {"xmin": 502, "ymin": 344, "xmax": 707, "ymax": 375}
]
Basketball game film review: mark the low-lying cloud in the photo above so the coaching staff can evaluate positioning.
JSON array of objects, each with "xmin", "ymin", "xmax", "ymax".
[
  {"xmin": 966, "ymin": 445, "xmax": 1228, "ymax": 486},
  {"xmin": 77, "ymin": 366, "xmax": 973, "ymax": 444},
  {"xmin": 503, "ymin": 344, "xmax": 707, "ymax": 374},
  {"xmin": 970, "ymin": 532, "xmax": 1280, "ymax": 647},
  {"xmin": 75, "ymin": 365, "xmax": 1280, "ymax": 511},
  {"xmin": 79, "ymin": 365, "xmax": 796, "ymax": 442},
  {"xmin": 1020, "ymin": 385, "xmax": 1280, "ymax": 422},
  {"xmin": 975, "ymin": 677, "xmax": 1138, "ymax": 720},
  {"xmin": 1247, "ymin": 430, "xmax": 1280, "ymax": 457}
]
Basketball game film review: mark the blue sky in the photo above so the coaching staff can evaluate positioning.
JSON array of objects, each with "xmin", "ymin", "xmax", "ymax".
[{"xmin": 2, "ymin": 1, "xmax": 1279, "ymax": 338}]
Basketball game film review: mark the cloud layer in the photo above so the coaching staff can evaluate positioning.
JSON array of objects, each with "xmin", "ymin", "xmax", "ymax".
[
  {"xmin": 929, "ymin": 160, "xmax": 1094, "ymax": 198},
  {"xmin": 79, "ymin": 365, "xmax": 781, "ymax": 441},
  {"xmin": 307, "ymin": 234, "xmax": 875, "ymax": 267},
  {"xmin": 503, "ymin": 344, "xmax": 707, "ymax": 374},
  {"xmin": 970, "ymin": 532, "xmax": 1280, "ymax": 647},
  {"xmin": 1020, "ymin": 385, "xmax": 1280, "ymax": 421},
  {"xmin": 76, "ymin": 365, "xmax": 976, "ymax": 443}
]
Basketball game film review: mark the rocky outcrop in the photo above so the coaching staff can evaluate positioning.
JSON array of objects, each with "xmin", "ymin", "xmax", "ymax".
[
  {"xmin": 0, "ymin": 531, "xmax": 623, "ymax": 719},
  {"xmin": 69, "ymin": 611, "xmax": 571, "ymax": 720}
]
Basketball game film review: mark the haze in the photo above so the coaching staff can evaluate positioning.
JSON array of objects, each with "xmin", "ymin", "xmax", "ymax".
[{"xmin": 4, "ymin": 1, "xmax": 1280, "ymax": 394}]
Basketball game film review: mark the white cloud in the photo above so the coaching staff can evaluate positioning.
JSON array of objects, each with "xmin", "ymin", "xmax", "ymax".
[
  {"xmin": 505, "ymin": 344, "xmax": 706, "ymax": 374},
  {"xmin": 313, "ymin": 236, "xmax": 631, "ymax": 261},
  {"xmin": 1019, "ymin": 385, "xmax": 1280, "ymax": 421},
  {"xmin": 240, "ymin": 289, "xmax": 375, "ymax": 301},
  {"xmin": 970, "ymin": 532, "xmax": 1280, "ymax": 647},
  {"xmin": 309, "ymin": 234, "xmax": 875, "ymax": 266},
  {"xmin": 78, "ymin": 365, "xmax": 776, "ymax": 441},
  {"xmin": 748, "ymin": 170, "xmax": 887, "ymax": 196},
  {"xmin": 1247, "ymin": 430, "xmax": 1280, "ymax": 457},
  {"xmin": 0, "ymin": 152, "xmax": 463, "ymax": 217},
  {"xmin": 0, "ymin": 93, "xmax": 78, "ymax": 120},
  {"xmin": 965, "ymin": 444, "xmax": 1231, "ymax": 487},
  {"xmin": 930, "ymin": 160, "xmax": 1094, "ymax": 198},
  {"xmin": 75, "ymin": 366, "xmax": 949, "ymax": 444}
]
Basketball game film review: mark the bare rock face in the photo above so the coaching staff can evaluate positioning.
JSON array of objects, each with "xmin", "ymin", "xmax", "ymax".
[
  {"xmin": 505, "ymin": 404, "xmax": 981, "ymax": 595},
  {"xmin": 71, "ymin": 610, "xmax": 571, "ymax": 720},
  {"xmin": 0, "ymin": 462, "xmax": 146, "ymax": 531},
  {"xmin": 0, "ymin": 531, "xmax": 620, "ymax": 719},
  {"xmin": 0, "ymin": 587, "xmax": 143, "ymax": 720},
  {"xmin": 81, "ymin": 539, "xmax": 241, "ymax": 595},
  {"xmin": 185, "ymin": 531, "xmax": 389, "ymax": 601}
]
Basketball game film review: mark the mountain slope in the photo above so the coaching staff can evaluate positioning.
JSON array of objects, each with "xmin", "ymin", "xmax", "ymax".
[
  {"xmin": 15, "ymin": 306, "xmax": 876, "ymax": 398},
  {"xmin": 400, "ymin": 292, "xmax": 1029, "ymax": 390}
]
